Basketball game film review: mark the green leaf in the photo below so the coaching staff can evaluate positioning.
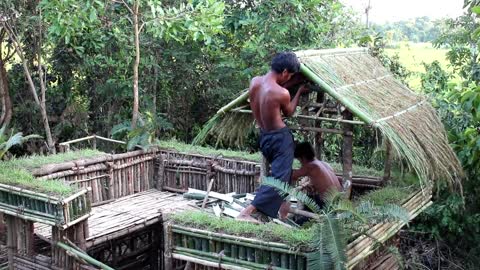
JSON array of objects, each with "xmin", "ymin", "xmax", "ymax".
[{"xmin": 472, "ymin": 6, "xmax": 480, "ymax": 14}]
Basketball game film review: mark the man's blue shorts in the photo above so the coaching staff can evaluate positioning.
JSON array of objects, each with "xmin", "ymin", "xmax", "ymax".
[{"xmin": 251, "ymin": 127, "xmax": 294, "ymax": 218}]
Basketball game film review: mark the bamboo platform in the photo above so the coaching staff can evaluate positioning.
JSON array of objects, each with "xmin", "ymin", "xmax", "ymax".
[{"xmin": 34, "ymin": 189, "xmax": 195, "ymax": 249}]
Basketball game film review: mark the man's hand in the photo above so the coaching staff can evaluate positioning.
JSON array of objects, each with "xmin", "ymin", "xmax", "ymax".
[
  {"xmin": 298, "ymin": 84, "xmax": 309, "ymax": 95},
  {"xmin": 281, "ymin": 73, "xmax": 308, "ymax": 89}
]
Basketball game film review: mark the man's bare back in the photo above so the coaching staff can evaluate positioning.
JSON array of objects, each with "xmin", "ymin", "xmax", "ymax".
[
  {"xmin": 293, "ymin": 160, "xmax": 342, "ymax": 196},
  {"xmin": 292, "ymin": 142, "xmax": 342, "ymax": 197}
]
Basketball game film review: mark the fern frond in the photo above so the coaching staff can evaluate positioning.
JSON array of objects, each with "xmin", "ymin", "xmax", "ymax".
[
  {"xmin": 307, "ymin": 222, "xmax": 333, "ymax": 270},
  {"xmin": 262, "ymin": 177, "xmax": 322, "ymax": 214},
  {"xmin": 378, "ymin": 204, "xmax": 410, "ymax": 224},
  {"xmin": 324, "ymin": 216, "xmax": 347, "ymax": 270}
]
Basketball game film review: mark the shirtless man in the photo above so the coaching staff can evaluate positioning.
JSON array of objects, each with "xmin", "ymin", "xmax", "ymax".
[
  {"xmin": 237, "ymin": 52, "xmax": 309, "ymax": 223},
  {"xmin": 292, "ymin": 142, "xmax": 342, "ymax": 211}
]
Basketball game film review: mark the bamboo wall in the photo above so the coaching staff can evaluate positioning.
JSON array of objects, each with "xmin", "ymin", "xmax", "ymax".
[
  {"xmin": 159, "ymin": 151, "xmax": 260, "ymax": 194},
  {"xmin": 34, "ymin": 150, "xmax": 157, "ymax": 204}
]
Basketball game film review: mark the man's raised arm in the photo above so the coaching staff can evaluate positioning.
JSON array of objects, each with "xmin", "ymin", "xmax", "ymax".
[{"xmin": 280, "ymin": 84, "xmax": 309, "ymax": 117}]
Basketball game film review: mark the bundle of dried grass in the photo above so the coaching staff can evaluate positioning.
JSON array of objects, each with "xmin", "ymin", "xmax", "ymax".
[{"xmin": 193, "ymin": 90, "xmax": 254, "ymax": 147}]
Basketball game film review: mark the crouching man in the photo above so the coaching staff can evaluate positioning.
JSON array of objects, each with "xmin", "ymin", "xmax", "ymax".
[{"xmin": 279, "ymin": 142, "xmax": 342, "ymax": 221}]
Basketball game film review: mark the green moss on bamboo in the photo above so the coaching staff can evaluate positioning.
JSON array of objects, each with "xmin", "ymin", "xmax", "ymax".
[{"xmin": 172, "ymin": 211, "xmax": 315, "ymax": 248}]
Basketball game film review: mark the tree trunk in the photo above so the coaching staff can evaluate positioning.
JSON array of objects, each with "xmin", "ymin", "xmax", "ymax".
[
  {"xmin": 37, "ymin": 11, "xmax": 56, "ymax": 154},
  {"xmin": 0, "ymin": 61, "xmax": 12, "ymax": 129},
  {"xmin": 131, "ymin": 1, "xmax": 140, "ymax": 129},
  {"xmin": 6, "ymin": 13, "xmax": 56, "ymax": 153}
]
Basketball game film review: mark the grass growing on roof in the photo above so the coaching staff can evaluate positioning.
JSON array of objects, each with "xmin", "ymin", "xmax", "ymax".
[
  {"xmin": 0, "ymin": 149, "xmax": 105, "ymax": 196},
  {"xmin": 3, "ymin": 149, "xmax": 106, "ymax": 171},
  {"xmin": 172, "ymin": 210, "xmax": 315, "ymax": 248},
  {"xmin": 0, "ymin": 165, "xmax": 75, "ymax": 196}
]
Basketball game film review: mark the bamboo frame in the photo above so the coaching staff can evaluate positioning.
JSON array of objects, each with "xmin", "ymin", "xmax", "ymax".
[{"xmin": 232, "ymin": 108, "xmax": 366, "ymax": 125}]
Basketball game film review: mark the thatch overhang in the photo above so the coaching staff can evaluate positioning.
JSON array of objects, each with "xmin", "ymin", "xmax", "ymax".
[{"xmin": 194, "ymin": 48, "xmax": 464, "ymax": 188}]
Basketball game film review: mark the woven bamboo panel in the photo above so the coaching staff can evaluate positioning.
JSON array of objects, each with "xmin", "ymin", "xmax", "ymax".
[
  {"xmin": 37, "ymin": 151, "xmax": 156, "ymax": 204},
  {"xmin": 160, "ymin": 150, "xmax": 260, "ymax": 194},
  {"xmin": 0, "ymin": 185, "xmax": 90, "ymax": 228}
]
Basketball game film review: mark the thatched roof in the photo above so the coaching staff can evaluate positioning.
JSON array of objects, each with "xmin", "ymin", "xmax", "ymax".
[{"xmin": 194, "ymin": 48, "xmax": 464, "ymax": 187}]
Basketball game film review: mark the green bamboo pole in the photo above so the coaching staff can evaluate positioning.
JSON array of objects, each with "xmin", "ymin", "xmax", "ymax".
[
  {"xmin": 216, "ymin": 90, "xmax": 249, "ymax": 114},
  {"xmin": 56, "ymin": 242, "xmax": 115, "ymax": 270},
  {"xmin": 172, "ymin": 228, "xmax": 305, "ymax": 255},
  {"xmin": 174, "ymin": 247, "xmax": 292, "ymax": 270},
  {"xmin": 300, "ymin": 64, "xmax": 374, "ymax": 124}
]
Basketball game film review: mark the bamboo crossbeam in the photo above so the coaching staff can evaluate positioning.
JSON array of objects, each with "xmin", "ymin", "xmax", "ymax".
[
  {"xmin": 232, "ymin": 109, "xmax": 365, "ymax": 125},
  {"xmin": 172, "ymin": 253, "xmax": 247, "ymax": 270},
  {"xmin": 290, "ymin": 125, "xmax": 351, "ymax": 135},
  {"xmin": 59, "ymin": 135, "xmax": 126, "ymax": 146},
  {"xmin": 0, "ymin": 183, "xmax": 60, "ymax": 201},
  {"xmin": 174, "ymin": 248, "xmax": 291, "ymax": 270},
  {"xmin": 296, "ymin": 48, "xmax": 368, "ymax": 58},
  {"xmin": 172, "ymin": 225, "xmax": 294, "ymax": 250},
  {"xmin": 165, "ymin": 159, "xmax": 258, "ymax": 176},
  {"xmin": 56, "ymin": 242, "xmax": 114, "ymax": 270},
  {"xmin": 32, "ymin": 149, "xmax": 157, "ymax": 176}
]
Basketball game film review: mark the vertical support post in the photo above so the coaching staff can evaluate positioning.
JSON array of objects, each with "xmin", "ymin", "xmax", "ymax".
[
  {"xmin": 383, "ymin": 139, "xmax": 393, "ymax": 185},
  {"xmin": 155, "ymin": 153, "xmax": 165, "ymax": 190},
  {"xmin": 15, "ymin": 218, "xmax": 34, "ymax": 256},
  {"xmin": 5, "ymin": 215, "xmax": 17, "ymax": 270},
  {"xmin": 315, "ymin": 91, "xmax": 325, "ymax": 159},
  {"xmin": 162, "ymin": 222, "xmax": 173, "ymax": 270},
  {"xmin": 92, "ymin": 135, "xmax": 97, "ymax": 150},
  {"xmin": 342, "ymin": 109, "xmax": 353, "ymax": 199},
  {"xmin": 149, "ymin": 225, "xmax": 161, "ymax": 270},
  {"xmin": 299, "ymin": 94, "xmax": 310, "ymax": 141}
]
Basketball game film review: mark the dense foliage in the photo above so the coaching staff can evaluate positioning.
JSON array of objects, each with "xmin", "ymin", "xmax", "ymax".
[{"xmin": 0, "ymin": 0, "xmax": 360, "ymax": 153}]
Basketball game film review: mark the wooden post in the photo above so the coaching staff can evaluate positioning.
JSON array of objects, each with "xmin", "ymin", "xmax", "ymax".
[
  {"xmin": 155, "ymin": 154, "xmax": 165, "ymax": 190},
  {"xmin": 15, "ymin": 218, "xmax": 34, "ymax": 256},
  {"xmin": 163, "ymin": 222, "xmax": 173, "ymax": 270},
  {"xmin": 342, "ymin": 109, "xmax": 354, "ymax": 199},
  {"xmin": 315, "ymin": 91, "xmax": 325, "ymax": 159},
  {"xmin": 383, "ymin": 139, "xmax": 393, "ymax": 185},
  {"xmin": 5, "ymin": 215, "xmax": 17, "ymax": 270},
  {"xmin": 92, "ymin": 136, "xmax": 97, "ymax": 150}
]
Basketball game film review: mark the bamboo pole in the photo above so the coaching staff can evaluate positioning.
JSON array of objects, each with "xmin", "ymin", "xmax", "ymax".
[
  {"xmin": 342, "ymin": 110, "xmax": 354, "ymax": 199},
  {"xmin": 56, "ymin": 242, "xmax": 115, "ymax": 270},
  {"xmin": 217, "ymin": 90, "xmax": 249, "ymax": 114}
]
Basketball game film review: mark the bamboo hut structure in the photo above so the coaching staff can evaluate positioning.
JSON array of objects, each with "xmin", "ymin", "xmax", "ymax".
[
  {"xmin": 194, "ymin": 48, "xmax": 463, "ymax": 190},
  {"xmin": 0, "ymin": 48, "xmax": 463, "ymax": 270}
]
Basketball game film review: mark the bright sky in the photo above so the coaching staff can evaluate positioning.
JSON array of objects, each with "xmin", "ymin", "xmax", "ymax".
[{"xmin": 341, "ymin": 0, "xmax": 465, "ymax": 23}]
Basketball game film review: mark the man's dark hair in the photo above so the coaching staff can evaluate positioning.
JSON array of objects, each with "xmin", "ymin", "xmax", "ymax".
[
  {"xmin": 294, "ymin": 142, "xmax": 316, "ymax": 161},
  {"xmin": 271, "ymin": 52, "xmax": 300, "ymax": 74}
]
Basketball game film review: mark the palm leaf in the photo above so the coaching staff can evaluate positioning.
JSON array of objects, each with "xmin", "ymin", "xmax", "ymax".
[
  {"xmin": 307, "ymin": 222, "xmax": 333, "ymax": 270},
  {"xmin": 324, "ymin": 215, "xmax": 347, "ymax": 270}
]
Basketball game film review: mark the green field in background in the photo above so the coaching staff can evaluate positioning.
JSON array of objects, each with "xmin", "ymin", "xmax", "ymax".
[{"xmin": 386, "ymin": 42, "xmax": 450, "ymax": 90}]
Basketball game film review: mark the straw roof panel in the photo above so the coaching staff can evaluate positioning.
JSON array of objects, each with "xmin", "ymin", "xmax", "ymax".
[{"xmin": 297, "ymin": 48, "xmax": 463, "ymax": 187}]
